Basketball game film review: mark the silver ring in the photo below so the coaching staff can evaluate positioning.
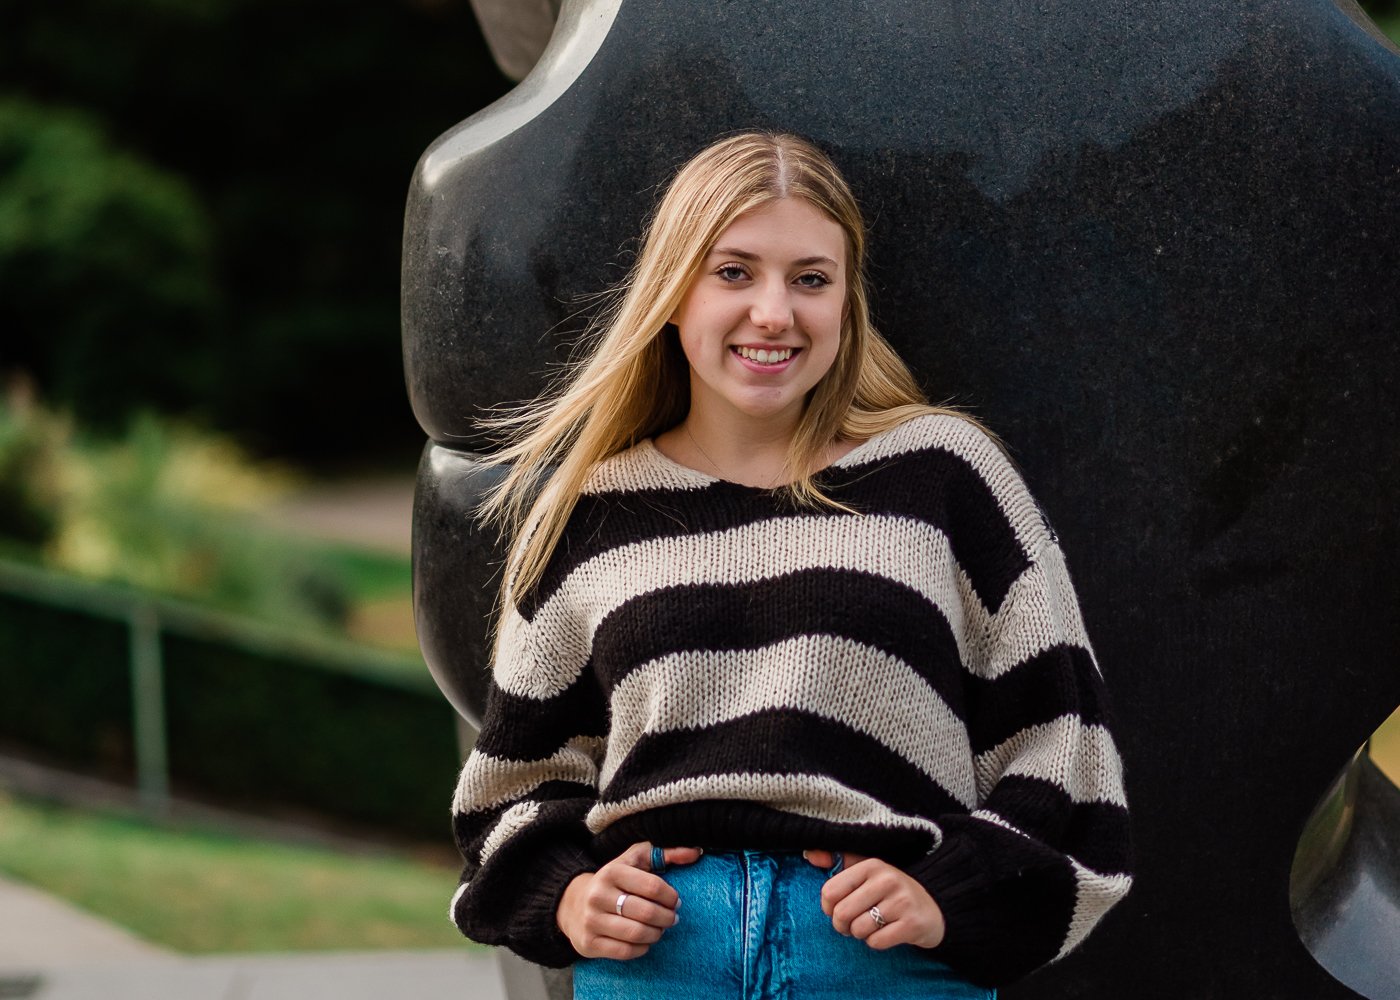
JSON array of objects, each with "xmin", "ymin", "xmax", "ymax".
[
  {"xmin": 616, "ymin": 892, "xmax": 629, "ymax": 916},
  {"xmin": 869, "ymin": 905, "xmax": 887, "ymax": 928}
]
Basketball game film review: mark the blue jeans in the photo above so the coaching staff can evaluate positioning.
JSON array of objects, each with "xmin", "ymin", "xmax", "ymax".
[{"xmin": 572, "ymin": 848, "xmax": 995, "ymax": 1000}]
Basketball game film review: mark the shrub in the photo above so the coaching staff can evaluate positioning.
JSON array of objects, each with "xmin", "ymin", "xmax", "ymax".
[
  {"xmin": 0, "ymin": 387, "xmax": 354, "ymax": 634},
  {"xmin": 0, "ymin": 96, "xmax": 221, "ymax": 426}
]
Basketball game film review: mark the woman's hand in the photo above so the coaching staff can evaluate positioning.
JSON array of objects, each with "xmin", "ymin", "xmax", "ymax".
[
  {"xmin": 557, "ymin": 841, "xmax": 704, "ymax": 960},
  {"xmin": 802, "ymin": 849, "xmax": 946, "ymax": 950}
]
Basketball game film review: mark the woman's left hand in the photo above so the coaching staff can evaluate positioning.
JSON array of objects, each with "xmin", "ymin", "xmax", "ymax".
[{"xmin": 802, "ymin": 849, "xmax": 946, "ymax": 950}]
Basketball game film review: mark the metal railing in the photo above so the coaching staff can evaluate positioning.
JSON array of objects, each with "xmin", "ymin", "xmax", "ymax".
[{"xmin": 0, "ymin": 556, "xmax": 430, "ymax": 819}]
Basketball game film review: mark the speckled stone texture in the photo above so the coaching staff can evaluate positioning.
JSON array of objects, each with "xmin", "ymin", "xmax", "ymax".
[{"xmin": 402, "ymin": 2, "xmax": 1400, "ymax": 996}]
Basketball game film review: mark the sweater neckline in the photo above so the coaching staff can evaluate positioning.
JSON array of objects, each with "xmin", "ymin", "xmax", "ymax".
[{"xmin": 637, "ymin": 423, "xmax": 898, "ymax": 492}]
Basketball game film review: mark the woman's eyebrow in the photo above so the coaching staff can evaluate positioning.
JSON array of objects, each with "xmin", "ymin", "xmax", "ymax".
[{"xmin": 709, "ymin": 246, "xmax": 839, "ymax": 268}]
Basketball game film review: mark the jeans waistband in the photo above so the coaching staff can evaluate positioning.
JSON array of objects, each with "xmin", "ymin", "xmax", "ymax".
[{"xmin": 650, "ymin": 845, "xmax": 845, "ymax": 875}]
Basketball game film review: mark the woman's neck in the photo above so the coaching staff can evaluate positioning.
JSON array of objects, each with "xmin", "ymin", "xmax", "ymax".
[
  {"xmin": 654, "ymin": 407, "xmax": 823, "ymax": 488},
  {"xmin": 652, "ymin": 411, "xmax": 860, "ymax": 489}
]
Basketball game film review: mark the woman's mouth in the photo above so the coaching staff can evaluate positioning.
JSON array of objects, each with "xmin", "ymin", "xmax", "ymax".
[{"xmin": 731, "ymin": 345, "xmax": 800, "ymax": 373}]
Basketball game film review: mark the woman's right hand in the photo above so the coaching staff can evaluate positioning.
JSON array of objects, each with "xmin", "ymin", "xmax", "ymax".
[{"xmin": 556, "ymin": 841, "xmax": 703, "ymax": 960}]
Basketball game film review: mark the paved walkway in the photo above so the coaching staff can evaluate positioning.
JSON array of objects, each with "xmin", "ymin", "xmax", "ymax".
[
  {"xmin": 0, "ymin": 875, "xmax": 170, "ymax": 965},
  {"xmin": 0, "ymin": 874, "xmax": 506, "ymax": 1000},
  {"xmin": 261, "ymin": 475, "xmax": 415, "ymax": 556}
]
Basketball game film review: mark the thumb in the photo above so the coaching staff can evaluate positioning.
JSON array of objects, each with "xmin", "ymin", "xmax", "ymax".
[{"xmin": 667, "ymin": 846, "xmax": 705, "ymax": 866}]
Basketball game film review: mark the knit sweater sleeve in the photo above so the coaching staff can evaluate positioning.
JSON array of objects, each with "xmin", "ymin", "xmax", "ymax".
[
  {"xmin": 903, "ymin": 529, "xmax": 1133, "ymax": 986},
  {"xmin": 448, "ymin": 594, "xmax": 608, "ymax": 968}
]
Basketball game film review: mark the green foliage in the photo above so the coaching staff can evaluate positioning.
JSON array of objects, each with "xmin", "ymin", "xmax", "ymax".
[
  {"xmin": 51, "ymin": 410, "xmax": 351, "ymax": 629},
  {"xmin": 315, "ymin": 544, "xmax": 414, "ymax": 604},
  {"xmin": 1361, "ymin": 0, "xmax": 1400, "ymax": 21},
  {"xmin": 0, "ymin": 96, "xmax": 221, "ymax": 426},
  {"xmin": 0, "ymin": 791, "xmax": 468, "ymax": 953},
  {"xmin": 0, "ymin": 0, "xmax": 510, "ymax": 463},
  {"xmin": 0, "ymin": 390, "xmax": 360, "ymax": 633},
  {"xmin": 0, "ymin": 391, "xmax": 67, "ymax": 546}
]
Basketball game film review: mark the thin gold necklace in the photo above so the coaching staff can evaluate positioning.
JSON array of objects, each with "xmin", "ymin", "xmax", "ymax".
[{"xmin": 683, "ymin": 423, "xmax": 784, "ymax": 489}]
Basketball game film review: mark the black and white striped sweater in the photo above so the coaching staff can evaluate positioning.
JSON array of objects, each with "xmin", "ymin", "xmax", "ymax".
[{"xmin": 449, "ymin": 413, "xmax": 1133, "ymax": 987}]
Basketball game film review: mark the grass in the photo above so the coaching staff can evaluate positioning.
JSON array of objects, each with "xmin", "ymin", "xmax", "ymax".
[
  {"xmin": 345, "ymin": 592, "xmax": 420, "ymax": 653},
  {"xmin": 314, "ymin": 543, "xmax": 419, "ymax": 652},
  {"xmin": 0, "ymin": 790, "xmax": 480, "ymax": 955},
  {"xmin": 314, "ymin": 544, "xmax": 412, "ymax": 604}
]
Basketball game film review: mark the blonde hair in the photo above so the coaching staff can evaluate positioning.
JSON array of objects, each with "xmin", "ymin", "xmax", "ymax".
[{"xmin": 472, "ymin": 130, "xmax": 1002, "ymax": 634}]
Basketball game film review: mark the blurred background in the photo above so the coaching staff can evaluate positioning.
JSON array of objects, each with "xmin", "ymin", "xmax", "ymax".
[
  {"xmin": 0, "ymin": 0, "xmax": 1397, "ymax": 991},
  {"xmin": 0, "ymin": 0, "xmax": 514, "ymax": 982}
]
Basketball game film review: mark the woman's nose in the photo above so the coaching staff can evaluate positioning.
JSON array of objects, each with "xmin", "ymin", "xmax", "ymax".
[{"xmin": 749, "ymin": 282, "xmax": 793, "ymax": 330}]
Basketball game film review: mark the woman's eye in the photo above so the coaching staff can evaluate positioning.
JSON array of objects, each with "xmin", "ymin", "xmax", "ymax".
[
  {"xmin": 716, "ymin": 265, "xmax": 748, "ymax": 281},
  {"xmin": 796, "ymin": 271, "xmax": 831, "ymax": 288}
]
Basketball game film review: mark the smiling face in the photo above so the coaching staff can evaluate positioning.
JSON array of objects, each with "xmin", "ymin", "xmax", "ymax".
[{"xmin": 668, "ymin": 196, "xmax": 849, "ymax": 433}]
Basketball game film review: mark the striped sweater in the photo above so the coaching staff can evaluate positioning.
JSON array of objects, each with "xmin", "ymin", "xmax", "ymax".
[{"xmin": 448, "ymin": 413, "xmax": 1133, "ymax": 987}]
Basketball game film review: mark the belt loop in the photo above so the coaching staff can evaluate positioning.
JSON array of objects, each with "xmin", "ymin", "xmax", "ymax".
[{"xmin": 651, "ymin": 845, "xmax": 667, "ymax": 873}]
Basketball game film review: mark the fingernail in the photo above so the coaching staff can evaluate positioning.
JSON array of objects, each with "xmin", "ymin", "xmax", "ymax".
[{"xmin": 675, "ymin": 897, "xmax": 683, "ymax": 909}]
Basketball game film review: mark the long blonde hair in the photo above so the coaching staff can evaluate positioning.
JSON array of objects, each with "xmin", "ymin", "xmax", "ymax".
[{"xmin": 472, "ymin": 130, "xmax": 1001, "ymax": 629}]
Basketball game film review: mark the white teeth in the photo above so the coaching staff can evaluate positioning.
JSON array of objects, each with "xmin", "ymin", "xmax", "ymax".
[{"xmin": 738, "ymin": 347, "xmax": 793, "ymax": 364}]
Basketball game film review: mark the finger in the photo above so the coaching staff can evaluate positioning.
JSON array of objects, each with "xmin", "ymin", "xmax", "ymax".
[
  {"xmin": 859, "ymin": 923, "xmax": 905, "ymax": 951},
  {"xmin": 617, "ymin": 841, "xmax": 654, "ymax": 870},
  {"xmin": 591, "ymin": 911, "xmax": 670, "ymax": 945},
  {"xmin": 850, "ymin": 902, "xmax": 893, "ymax": 943},
  {"xmin": 586, "ymin": 936, "xmax": 653, "ymax": 962},
  {"xmin": 834, "ymin": 883, "xmax": 896, "ymax": 940},
  {"xmin": 607, "ymin": 864, "xmax": 682, "ymax": 914},
  {"xmin": 800, "ymin": 849, "xmax": 876, "ymax": 863},
  {"xmin": 818, "ymin": 854, "xmax": 881, "ymax": 914},
  {"xmin": 819, "ymin": 863, "xmax": 858, "ymax": 917},
  {"xmin": 604, "ymin": 886, "xmax": 683, "ymax": 930}
]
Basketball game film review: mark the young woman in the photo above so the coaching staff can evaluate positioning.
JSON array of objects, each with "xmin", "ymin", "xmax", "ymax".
[{"xmin": 447, "ymin": 131, "xmax": 1133, "ymax": 998}]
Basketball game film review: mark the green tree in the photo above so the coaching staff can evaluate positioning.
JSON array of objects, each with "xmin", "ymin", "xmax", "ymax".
[
  {"xmin": 0, "ymin": 0, "xmax": 509, "ymax": 465},
  {"xmin": 0, "ymin": 97, "xmax": 221, "ymax": 425}
]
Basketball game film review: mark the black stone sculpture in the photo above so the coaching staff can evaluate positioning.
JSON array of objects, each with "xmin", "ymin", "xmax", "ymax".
[
  {"xmin": 403, "ymin": 2, "xmax": 1400, "ymax": 997},
  {"xmin": 1292, "ymin": 749, "xmax": 1400, "ymax": 998}
]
